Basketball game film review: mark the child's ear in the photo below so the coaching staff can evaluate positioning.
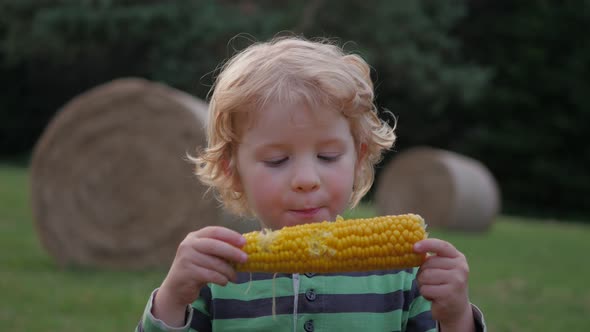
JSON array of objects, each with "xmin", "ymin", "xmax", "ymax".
[
  {"xmin": 357, "ymin": 143, "xmax": 368, "ymax": 166},
  {"xmin": 354, "ymin": 143, "xmax": 368, "ymax": 179}
]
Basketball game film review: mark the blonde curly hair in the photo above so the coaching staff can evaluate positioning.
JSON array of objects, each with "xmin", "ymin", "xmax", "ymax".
[{"xmin": 192, "ymin": 36, "xmax": 396, "ymax": 216}]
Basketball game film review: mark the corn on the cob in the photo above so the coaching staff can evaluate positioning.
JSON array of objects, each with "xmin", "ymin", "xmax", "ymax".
[{"xmin": 236, "ymin": 214, "xmax": 427, "ymax": 273}]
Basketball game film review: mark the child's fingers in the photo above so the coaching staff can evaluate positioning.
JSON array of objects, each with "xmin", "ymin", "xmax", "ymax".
[
  {"xmin": 417, "ymin": 268, "xmax": 457, "ymax": 286},
  {"xmin": 413, "ymin": 238, "xmax": 460, "ymax": 258},
  {"xmin": 420, "ymin": 255, "xmax": 463, "ymax": 271},
  {"xmin": 190, "ymin": 251, "xmax": 238, "ymax": 282},
  {"xmin": 417, "ymin": 267, "xmax": 469, "ymax": 302},
  {"xmin": 192, "ymin": 238, "xmax": 248, "ymax": 264},
  {"xmin": 418, "ymin": 283, "xmax": 452, "ymax": 302},
  {"xmin": 193, "ymin": 265, "xmax": 232, "ymax": 287},
  {"xmin": 195, "ymin": 226, "xmax": 247, "ymax": 248}
]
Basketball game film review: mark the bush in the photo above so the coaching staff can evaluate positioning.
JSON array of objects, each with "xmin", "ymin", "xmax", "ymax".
[
  {"xmin": 0, "ymin": 0, "xmax": 299, "ymax": 155},
  {"xmin": 455, "ymin": 1, "xmax": 590, "ymax": 216},
  {"xmin": 11, "ymin": 1, "xmax": 586, "ymax": 219}
]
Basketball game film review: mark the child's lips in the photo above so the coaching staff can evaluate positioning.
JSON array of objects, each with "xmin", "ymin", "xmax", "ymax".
[{"xmin": 290, "ymin": 207, "xmax": 322, "ymax": 218}]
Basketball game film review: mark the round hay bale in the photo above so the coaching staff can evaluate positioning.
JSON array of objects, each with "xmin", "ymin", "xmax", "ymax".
[
  {"xmin": 30, "ymin": 77, "xmax": 257, "ymax": 269},
  {"xmin": 374, "ymin": 147, "xmax": 500, "ymax": 231}
]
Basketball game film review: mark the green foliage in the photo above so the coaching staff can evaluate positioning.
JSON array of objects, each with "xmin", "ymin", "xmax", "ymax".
[
  {"xmin": 455, "ymin": 1, "xmax": 590, "ymax": 215},
  {"xmin": 0, "ymin": 0, "xmax": 486, "ymax": 154},
  {"xmin": 303, "ymin": 0, "xmax": 491, "ymax": 147},
  {"xmin": 1, "ymin": 0, "xmax": 587, "ymax": 217},
  {"xmin": 0, "ymin": 0, "xmax": 300, "ymax": 155}
]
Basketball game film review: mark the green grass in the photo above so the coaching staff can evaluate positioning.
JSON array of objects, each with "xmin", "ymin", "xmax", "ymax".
[
  {"xmin": 432, "ymin": 219, "xmax": 590, "ymax": 331},
  {"xmin": 1, "ymin": 164, "xmax": 589, "ymax": 331},
  {"xmin": 0, "ymin": 165, "xmax": 167, "ymax": 331}
]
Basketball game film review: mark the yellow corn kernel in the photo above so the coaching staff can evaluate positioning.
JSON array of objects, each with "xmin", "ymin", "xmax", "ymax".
[{"xmin": 236, "ymin": 214, "xmax": 427, "ymax": 273}]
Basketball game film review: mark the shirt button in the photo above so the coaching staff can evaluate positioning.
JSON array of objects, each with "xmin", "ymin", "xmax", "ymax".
[
  {"xmin": 305, "ymin": 289, "xmax": 317, "ymax": 301},
  {"xmin": 305, "ymin": 272, "xmax": 315, "ymax": 278},
  {"xmin": 304, "ymin": 319, "xmax": 314, "ymax": 332}
]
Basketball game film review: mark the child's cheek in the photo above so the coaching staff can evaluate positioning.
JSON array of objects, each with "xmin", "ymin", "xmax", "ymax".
[
  {"xmin": 328, "ymin": 166, "xmax": 355, "ymax": 206},
  {"xmin": 249, "ymin": 170, "xmax": 282, "ymax": 201}
]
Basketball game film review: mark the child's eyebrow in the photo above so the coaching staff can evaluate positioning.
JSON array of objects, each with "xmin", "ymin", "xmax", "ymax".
[
  {"xmin": 317, "ymin": 138, "xmax": 347, "ymax": 146},
  {"xmin": 255, "ymin": 145, "xmax": 343, "ymax": 159},
  {"xmin": 251, "ymin": 143, "xmax": 290, "ymax": 153},
  {"xmin": 255, "ymin": 138, "xmax": 346, "ymax": 151},
  {"xmin": 257, "ymin": 142, "xmax": 289, "ymax": 149}
]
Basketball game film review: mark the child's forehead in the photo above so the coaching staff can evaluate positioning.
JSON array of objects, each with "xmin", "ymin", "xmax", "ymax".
[{"xmin": 236, "ymin": 102, "xmax": 345, "ymax": 132}]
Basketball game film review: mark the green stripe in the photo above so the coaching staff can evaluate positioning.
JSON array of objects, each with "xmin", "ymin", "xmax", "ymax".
[
  {"xmin": 313, "ymin": 270, "xmax": 416, "ymax": 294},
  {"xmin": 214, "ymin": 270, "xmax": 416, "ymax": 300},
  {"xmin": 409, "ymin": 295, "xmax": 432, "ymax": 318},
  {"xmin": 213, "ymin": 311, "xmax": 410, "ymax": 330},
  {"xmin": 304, "ymin": 311, "xmax": 404, "ymax": 330},
  {"xmin": 214, "ymin": 276, "xmax": 295, "ymax": 300},
  {"xmin": 211, "ymin": 314, "xmax": 292, "ymax": 331},
  {"xmin": 193, "ymin": 296, "xmax": 209, "ymax": 316}
]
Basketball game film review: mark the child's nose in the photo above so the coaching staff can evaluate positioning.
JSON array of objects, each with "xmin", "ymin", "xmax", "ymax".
[{"xmin": 291, "ymin": 162, "xmax": 320, "ymax": 192}]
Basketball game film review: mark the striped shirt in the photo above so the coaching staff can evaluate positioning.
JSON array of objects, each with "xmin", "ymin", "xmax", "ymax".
[{"xmin": 138, "ymin": 268, "xmax": 451, "ymax": 332}]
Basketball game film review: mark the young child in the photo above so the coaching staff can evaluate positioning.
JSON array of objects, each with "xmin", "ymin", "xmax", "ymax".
[{"xmin": 137, "ymin": 36, "xmax": 486, "ymax": 332}]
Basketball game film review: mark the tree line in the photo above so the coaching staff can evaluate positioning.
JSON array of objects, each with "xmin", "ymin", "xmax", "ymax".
[{"xmin": 1, "ymin": 0, "xmax": 587, "ymax": 219}]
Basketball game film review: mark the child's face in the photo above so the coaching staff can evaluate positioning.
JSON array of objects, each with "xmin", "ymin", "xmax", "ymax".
[{"xmin": 235, "ymin": 103, "xmax": 358, "ymax": 230}]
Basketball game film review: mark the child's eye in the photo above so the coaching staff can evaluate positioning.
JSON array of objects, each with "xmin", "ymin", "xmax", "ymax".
[
  {"xmin": 318, "ymin": 154, "xmax": 340, "ymax": 162},
  {"xmin": 264, "ymin": 157, "xmax": 288, "ymax": 167}
]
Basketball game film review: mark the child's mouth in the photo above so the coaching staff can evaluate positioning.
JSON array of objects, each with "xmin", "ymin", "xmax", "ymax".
[{"xmin": 290, "ymin": 207, "xmax": 321, "ymax": 218}]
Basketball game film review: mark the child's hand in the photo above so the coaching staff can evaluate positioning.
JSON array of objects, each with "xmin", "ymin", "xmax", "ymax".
[
  {"xmin": 153, "ymin": 226, "xmax": 247, "ymax": 327},
  {"xmin": 414, "ymin": 238, "xmax": 475, "ymax": 331}
]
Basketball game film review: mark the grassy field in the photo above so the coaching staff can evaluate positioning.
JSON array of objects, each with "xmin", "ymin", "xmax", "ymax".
[{"xmin": 1, "ymin": 164, "xmax": 589, "ymax": 331}]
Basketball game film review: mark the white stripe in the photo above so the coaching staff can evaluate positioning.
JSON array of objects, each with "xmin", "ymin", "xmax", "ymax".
[{"xmin": 292, "ymin": 273, "xmax": 300, "ymax": 332}]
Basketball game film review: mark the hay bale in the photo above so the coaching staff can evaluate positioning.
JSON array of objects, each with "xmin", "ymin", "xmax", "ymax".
[
  {"xmin": 374, "ymin": 147, "xmax": 500, "ymax": 231},
  {"xmin": 30, "ymin": 77, "xmax": 257, "ymax": 269}
]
